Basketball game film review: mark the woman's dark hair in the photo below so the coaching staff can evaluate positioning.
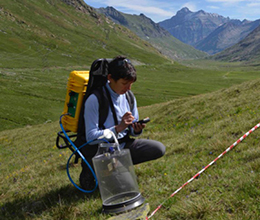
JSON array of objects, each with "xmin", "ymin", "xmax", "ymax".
[{"xmin": 108, "ymin": 55, "xmax": 137, "ymax": 82}]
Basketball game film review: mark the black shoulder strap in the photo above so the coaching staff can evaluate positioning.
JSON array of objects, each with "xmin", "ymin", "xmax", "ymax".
[
  {"xmin": 125, "ymin": 90, "xmax": 135, "ymax": 112},
  {"xmin": 92, "ymin": 87, "xmax": 118, "ymax": 129},
  {"xmin": 96, "ymin": 87, "xmax": 134, "ymax": 128},
  {"xmin": 91, "ymin": 88, "xmax": 108, "ymax": 129},
  {"xmin": 104, "ymin": 86, "xmax": 118, "ymax": 125}
]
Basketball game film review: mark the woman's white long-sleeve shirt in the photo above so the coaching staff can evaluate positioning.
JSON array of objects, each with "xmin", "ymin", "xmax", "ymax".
[{"xmin": 84, "ymin": 82, "xmax": 140, "ymax": 147}]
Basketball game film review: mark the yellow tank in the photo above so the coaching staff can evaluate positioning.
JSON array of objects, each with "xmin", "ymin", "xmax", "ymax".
[{"xmin": 62, "ymin": 71, "xmax": 89, "ymax": 133}]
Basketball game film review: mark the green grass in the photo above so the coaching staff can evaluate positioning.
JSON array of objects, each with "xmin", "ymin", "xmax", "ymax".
[
  {"xmin": 1, "ymin": 79, "xmax": 260, "ymax": 219},
  {"xmin": 0, "ymin": 0, "xmax": 167, "ymax": 69},
  {"xmin": 1, "ymin": 0, "xmax": 260, "ymax": 132},
  {"xmin": 1, "ymin": 61, "xmax": 260, "ymax": 131},
  {"xmin": 0, "ymin": 0, "xmax": 169, "ymax": 131},
  {"xmin": 133, "ymin": 62, "xmax": 260, "ymax": 105}
]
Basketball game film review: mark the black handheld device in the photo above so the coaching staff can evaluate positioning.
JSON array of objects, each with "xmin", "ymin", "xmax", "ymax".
[{"xmin": 137, "ymin": 117, "xmax": 150, "ymax": 124}]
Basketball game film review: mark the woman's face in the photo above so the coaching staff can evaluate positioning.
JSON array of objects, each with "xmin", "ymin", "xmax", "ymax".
[{"xmin": 108, "ymin": 74, "xmax": 134, "ymax": 94}]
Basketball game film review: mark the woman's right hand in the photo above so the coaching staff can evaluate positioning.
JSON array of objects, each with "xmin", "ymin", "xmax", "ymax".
[{"xmin": 116, "ymin": 111, "xmax": 134, "ymax": 133}]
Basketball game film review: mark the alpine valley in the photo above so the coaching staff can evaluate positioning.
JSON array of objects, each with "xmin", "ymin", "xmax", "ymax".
[{"xmin": 97, "ymin": 6, "xmax": 260, "ymax": 57}]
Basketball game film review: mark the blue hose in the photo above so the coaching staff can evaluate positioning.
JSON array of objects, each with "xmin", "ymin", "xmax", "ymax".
[{"xmin": 59, "ymin": 114, "xmax": 100, "ymax": 193}]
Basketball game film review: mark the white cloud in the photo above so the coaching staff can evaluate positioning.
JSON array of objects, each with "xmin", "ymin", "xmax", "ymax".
[
  {"xmin": 247, "ymin": 2, "xmax": 260, "ymax": 7},
  {"xmin": 120, "ymin": 4, "xmax": 173, "ymax": 17},
  {"xmin": 207, "ymin": 5, "xmax": 221, "ymax": 9},
  {"xmin": 102, "ymin": 0, "xmax": 174, "ymax": 21},
  {"xmin": 181, "ymin": 2, "xmax": 198, "ymax": 12}
]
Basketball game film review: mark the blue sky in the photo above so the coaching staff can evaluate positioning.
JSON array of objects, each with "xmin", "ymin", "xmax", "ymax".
[{"xmin": 84, "ymin": 0, "xmax": 260, "ymax": 22}]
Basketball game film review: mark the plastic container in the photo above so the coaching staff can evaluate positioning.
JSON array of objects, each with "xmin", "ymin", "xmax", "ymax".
[
  {"xmin": 92, "ymin": 143, "xmax": 145, "ymax": 213},
  {"xmin": 61, "ymin": 71, "xmax": 89, "ymax": 132}
]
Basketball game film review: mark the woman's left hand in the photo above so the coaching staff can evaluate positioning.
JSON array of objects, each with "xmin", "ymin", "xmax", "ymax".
[{"xmin": 132, "ymin": 122, "xmax": 146, "ymax": 134}]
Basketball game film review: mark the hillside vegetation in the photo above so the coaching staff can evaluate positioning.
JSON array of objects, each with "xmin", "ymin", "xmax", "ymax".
[
  {"xmin": 1, "ymin": 78, "xmax": 260, "ymax": 219},
  {"xmin": 0, "ymin": 0, "xmax": 167, "ymax": 69},
  {"xmin": 1, "ymin": 1, "xmax": 260, "ymax": 132},
  {"xmin": 2, "ymin": 61, "xmax": 260, "ymax": 132},
  {"xmin": 0, "ymin": 0, "xmax": 167, "ymax": 131}
]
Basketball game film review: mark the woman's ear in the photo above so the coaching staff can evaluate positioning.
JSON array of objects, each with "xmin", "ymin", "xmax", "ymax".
[{"xmin": 107, "ymin": 74, "xmax": 112, "ymax": 81}]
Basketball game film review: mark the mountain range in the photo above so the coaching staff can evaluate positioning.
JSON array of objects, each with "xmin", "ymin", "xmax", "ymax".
[
  {"xmin": 97, "ymin": 6, "xmax": 260, "ymax": 59},
  {"xmin": 97, "ymin": 7, "xmax": 206, "ymax": 60},
  {"xmin": 159, "ymin": 7, "xmax": 260, "ymax": 55},
  {"xmin": 213, "ymin": 24, "xmax": 260, "ymax": 62},
  {"xmin": 1, "ymin": 0, "xmax": 259, "ymax": 64}
]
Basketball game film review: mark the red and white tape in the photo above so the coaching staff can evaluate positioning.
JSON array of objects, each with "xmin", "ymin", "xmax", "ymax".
[{"xmin": 147, "ymin": 122, "xmax": 260, "ymax": 219}]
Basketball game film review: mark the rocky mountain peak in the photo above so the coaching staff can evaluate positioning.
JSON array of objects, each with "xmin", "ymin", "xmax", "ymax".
[
  {"xmin": 61, "ymin": 0, "xmax": 99, "ymax": 18},
  {"xmin": 97, "ymin": 6, "xmax": 128, "ymax": 25},
  {"xmin": 178, "ymin": 7, "xmax": 191, "ymax": 14},
  {"xmin": 159, "ymin": 7, "xmax": 230, "ymax": 46},
  {"xmin": 197, "ymin": 9, "xmax": 206, "ymax": 14},
  {"xmin": 175, "ymin": 7, "xmax": 192, "ymax": 18}
]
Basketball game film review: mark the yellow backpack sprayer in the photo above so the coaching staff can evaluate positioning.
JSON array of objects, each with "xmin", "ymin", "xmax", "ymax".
[{"xmin": 56, "ymin": 70, "xmax": 89, "ymax": 163}]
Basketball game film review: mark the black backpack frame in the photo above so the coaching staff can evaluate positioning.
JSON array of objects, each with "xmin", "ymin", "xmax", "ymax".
[{"xmin": 56, "ymin": 58, "xmax": 135, "ymax": 163}]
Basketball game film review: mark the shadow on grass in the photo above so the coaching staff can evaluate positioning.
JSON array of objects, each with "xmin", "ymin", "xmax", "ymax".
[{"xmin": 1, "ymin": 184, "xmax": 101, "ymax": 220}]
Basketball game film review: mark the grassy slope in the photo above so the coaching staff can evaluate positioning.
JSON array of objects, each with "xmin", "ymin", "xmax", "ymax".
[
  {"xmin": 1, "ymin": 0, "xmax": 260, "ymax": 132},
  {"xmin": 138, "ymin": 78, "xmax": 260, "ymax": 219},
  {"xmin": 1, "ymin": 78, "xmax": 260, "ymax": 219},
  {"xmin": 133, "ymin": 61, "xmax": 260, "ymax": 106},
  {"xmin": 2, "ymin": 62, "xmax": 260, "ymax": 132},
  {"xmin": 0, "ymin": 0, "xmax": 167, "ymax": 69},
  {"xmin": 0, "ymin": 0, "xmax": 168, "ymax": 131}
]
